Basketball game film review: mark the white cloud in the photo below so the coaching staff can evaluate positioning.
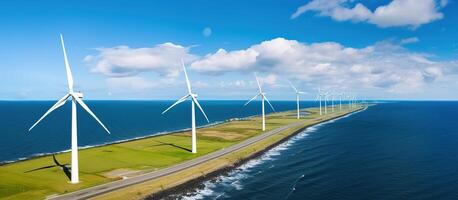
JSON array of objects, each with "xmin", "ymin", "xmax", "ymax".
[
  {"xmin": 291, "ymin": 0, "xmax": 445, "ymax": 29},
  {"xmin": 191, "ymin": 48, "xmax": 259, "ymax": 75},
  {"xmin": 202, "ymin": 27, "xmax": 212, "ymax": 37},
  {"xmin": 83, "ymin": 37, "xmax": 458, "ymax": 98},
  {"xmin": 190, "ymin": 37, "xmax": 449, "ymax": 93},
  {"xmin": 400, "ymin": 37, "xmax": 419, "ymax": 45},
  {"xmin": 369, "ymin": 0, "xmax": 443, "ymax": 29},
  {"xmin": 84, "ymin": 42, "xmax": 197, "ymax": 78},
  {"xmin": 258, "ymin": 74, "xmax": 279, "ymax": 87}
]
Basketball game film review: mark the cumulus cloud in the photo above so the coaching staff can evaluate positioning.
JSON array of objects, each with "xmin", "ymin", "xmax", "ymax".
[
  {"xmin": 84, "ymin": 42, "xmax": 197, "ymax": 78},
  {"xmin": 190, "ymin": 37, "xmax": 448, "ymax": 93},
  {"xmin": 191, "ymin": 48, "xmax": 258, "ymax": 75},
  {"xmin": 85, "ymin": 37, "xmax": 457, "ymax": 96},
  {"xmin": 291, "ymin": 0, "xmax": 445, "ymax": 29}
]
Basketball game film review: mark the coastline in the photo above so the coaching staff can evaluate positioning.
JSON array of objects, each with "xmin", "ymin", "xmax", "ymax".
[
  {"xmin": 149, "ymin": 107, "xmax": 367, "ymax": 199},
  {"xmin": 91, "ymin": 106, "xmax": 367, "ymax": 200}
]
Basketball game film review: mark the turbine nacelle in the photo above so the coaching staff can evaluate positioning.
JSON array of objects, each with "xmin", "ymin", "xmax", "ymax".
[
  {"xmin": 162, "ymin": 59, "xmax": 209, "ymax": 122},
  {"xmin": 72, "ymin": 92, "xmax": 83, "ymax": 99}
]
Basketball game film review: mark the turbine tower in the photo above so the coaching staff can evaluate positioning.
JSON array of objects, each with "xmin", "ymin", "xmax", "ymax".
[
  {"xmin": 330, "ymin": 92, "xmax": 335, "ymax": 112},
  {"xmin": 288, "ymin": 81, "xmax": 305, "ymax": 119},
  {"xmin": 324, "ymin": 91, "xmax": 329, "ymax": 114},
  {"xmin": 316, "ymin": 88, "xmax": 326, "ymax": 115},
  {"xmin": 245, "ymin": 74, "xmax": 275, "ymax": 131},
  {"xmin": 339, "ymin": 92, "xmax": 344, "ymax": 110},
  {"xmin": 162, "ymin": 59, "xmax": 209, "ymax": 154},
  {"xmin": 29, "ymin": 34, "xmax": 110, "ymax": 184}
]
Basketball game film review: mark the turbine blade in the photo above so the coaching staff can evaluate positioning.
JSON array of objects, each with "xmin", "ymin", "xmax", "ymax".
[
  {"xmin": 29, "ymin": 94, "xmax": 70, "ymax": 131},
  {"xmin": 288, "ymin": 80, "xmax": 298, "ymax": 93},
  {"xmin": 60, "ymin": 34, "xmax": 74, "ymax": 93},
  {"xmin": 244, "ymin": 94, "xmax": 260, "ymax": 106},
  {"xmin": 191, "ymin": 95, "xmax": 209, "ymax": 122},
  {"xmin": 162, "ymin": 94, "xmax": 190, "ymax": 114},
  {"xmin": 263, "ymin": 95, "xmax": 275, "ymax": 111},
  {"xmin": 73, "ymin": 95, "xmax": 110, "ymax": 134},
  {"xmin": 255, "ymin": 74, "xmax": 262, "ymax": 93},
  {"xmin": 181, "ymin": 59, "xmax": 192, "ymax": 94}
]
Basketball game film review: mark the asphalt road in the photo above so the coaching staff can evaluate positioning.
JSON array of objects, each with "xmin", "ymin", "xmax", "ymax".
[{"xmin": 49, "ymin": 109, "xmax": 360, "ymax": 200}]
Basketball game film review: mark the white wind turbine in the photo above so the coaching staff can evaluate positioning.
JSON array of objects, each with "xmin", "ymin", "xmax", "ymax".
[
  {"xmin": 288, "ymin": 81, "xmax": 305, "ymax": 119},
  {"xmin": 245, "ymin": 74, "xmax": 275, "ymax": 131},
  {"xmin": 28, "ymin": 34, "xmax": 110, "ymax": 184},
  {"xmin": 330, "ymin": 91, "xmax": 335, "ymax": 112},
  {"xmin": 347, "ymin": 93, "xmax": 352, "ymax": 109},
  {"xmin": 324, "ymin": 90, "xmax": 329, "ymax": 114},
  {"xmin": 316, "ymin": 88, "xmax": 326, "ymax": 115},
  {"xmin": 339, "ymin": 92, "xmax": 344, "ymax": 111},
  {"xmin": 162, "ymin": 59, "xmax": 209, "ymax": 154}
]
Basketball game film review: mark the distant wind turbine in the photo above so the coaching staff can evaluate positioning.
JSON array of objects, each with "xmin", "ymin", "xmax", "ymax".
[
  {"xmin": 245, "ymin": 74, "xmax": 275, "ymax": 131},
  {"xmin": 288, "ymin": 81, "xmax": 305, "ymax": 119},
  {"xmin": 339, "ymin": 92, "xmax": 344, "ymax": 110},
  {"xmin": 330, "ymin": 92, "xmax": 335, "ymax": 112},
  {"xmin": 316, "ymin": 88, "xmax": 326, "ymax": 115},
  {"xmin": 324, "ymin": 90, "xmax": 329, "ymax": 114},
  {"xmin": 162, "ymin": 59, "xmax": 209, "ymax": 154},
  {"xmin": 28, "ymin": 34, "xmax": 110, "ymax": 184}
]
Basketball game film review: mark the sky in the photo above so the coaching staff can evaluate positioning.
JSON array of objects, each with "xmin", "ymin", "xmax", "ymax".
[{"xmin": 1, "ymin": 0, "xmax": 458, "ymax": 100}]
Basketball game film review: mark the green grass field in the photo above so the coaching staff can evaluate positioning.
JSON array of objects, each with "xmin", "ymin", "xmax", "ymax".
[{"xmin": 0, "ymin": 105, "xmax": 362, "ymax": 200}]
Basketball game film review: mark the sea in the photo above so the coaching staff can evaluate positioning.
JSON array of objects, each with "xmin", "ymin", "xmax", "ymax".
[
  {"xmin": 175, "ymin": 101, "xmax": 458, "ymax": 200},
  {"xmin": 2, "ymin": 101, "xmax": 458, "ymax": 200}
]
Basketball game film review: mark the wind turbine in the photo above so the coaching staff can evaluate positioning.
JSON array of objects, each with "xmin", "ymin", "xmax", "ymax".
[
  {"xmin": 245, "ymin": 74, "xmax": 275, "ymax": 131},
  {"xmin": 28, "ymin": 34, "xmax": 110, "ymax": 184},
  {"xmin": 339, "ymin": 92, "xmax": 344, "ymax": 111},
  {"xmin": 330, "ymin": 91, "xmax": 335, "ymax": 112},
  {"xmin": 288, "ymin": 81, "xmax": 305, "ymax": 119},
  {"xmin": 162, "ymin": 59, "xmax": 209, "ymax": 154},
  {"xmin": 324, "ymin": 90, "xmax": 329, "ymax": 114},
  {"xmin": 316, "ymin": 88, "xmax": 326, "ymax": 115}
]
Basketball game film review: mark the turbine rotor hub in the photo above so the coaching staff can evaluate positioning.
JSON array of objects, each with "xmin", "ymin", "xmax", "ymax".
[{"xmin": 72, "ymin": 92, "xmax": 84, "ymax": 99}]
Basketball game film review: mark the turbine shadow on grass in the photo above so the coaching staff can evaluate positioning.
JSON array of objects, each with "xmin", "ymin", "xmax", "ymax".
[
  {"xmin": 25, "ymin": 154, "xmax": 71, "ymax": 180},
  {"xmin": 151, "ymin": 141, "xmax": 192, "ymax": 152}
]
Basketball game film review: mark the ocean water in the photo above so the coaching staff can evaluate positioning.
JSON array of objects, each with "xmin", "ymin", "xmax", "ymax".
[
  {"xmin": 0, "ymin": 100, "xmax": 315, "ymax": 163},
  {"xmin": 178, "ymin": 102, "xmax": 458, "ymax": 200}
]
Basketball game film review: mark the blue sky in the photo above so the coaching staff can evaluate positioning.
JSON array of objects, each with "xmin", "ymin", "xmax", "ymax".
[{"xmin": 1, "ymin": 0, "xmax": 457, "ymax": 100}]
